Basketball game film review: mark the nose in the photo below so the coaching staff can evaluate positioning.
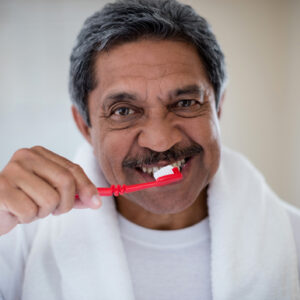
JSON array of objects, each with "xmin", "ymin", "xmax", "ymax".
[{"xmin": 137, "ymin": 117, "xmax": 182, "ymax": 152}]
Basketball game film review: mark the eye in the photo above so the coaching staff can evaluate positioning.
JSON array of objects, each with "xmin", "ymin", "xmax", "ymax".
[
  {"xmin": 108, "ymin": 104, "xmax": 142, "ymax": 125},
  {"xmin": 176, "ymin": 99, "xmax": 199, "ymax": 108},
  {"xmin": 100, "ymin": 103, "xmax": 142, "ymax": 129},
  {"xmin": 113, "ymin": 107, "xmax": 135, "ymax": 116},
  {"xmin": 169, "ymin": 98, "xmax": 207, "ymax": 118}
]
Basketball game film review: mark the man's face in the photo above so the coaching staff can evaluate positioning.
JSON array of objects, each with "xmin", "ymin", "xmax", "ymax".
[{"xmin": 87, "ymin": 39, "xmax": 221, "ymax": 214}]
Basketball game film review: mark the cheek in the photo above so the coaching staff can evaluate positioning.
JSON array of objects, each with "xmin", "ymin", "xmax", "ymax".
[
  {"xmin": 183, "ymin": 116, "xmax": 220, "ymax": 147},
  {"xmin": 90, "ymin": 126, "xmax": 134, "ymax": 184},
  {"xmin": 203, "ymin": 117, "xmax": 221, "ymax": 178},
  {"xmin": 182, "ymin": 116, "xmax": 221, "ymax": 174}
]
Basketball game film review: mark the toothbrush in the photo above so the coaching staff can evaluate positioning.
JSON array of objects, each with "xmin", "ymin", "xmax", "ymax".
[{"xmin": 75, "ymin": 165, "xmax": 182, "ymax": 198}]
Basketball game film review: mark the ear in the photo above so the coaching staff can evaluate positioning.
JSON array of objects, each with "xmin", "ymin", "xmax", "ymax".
[
  {"xmin": 71, "ymin": 105, "xmax": 92, "ymax": 145},
  {"xmin": 217, "ymin": 90, "xmax": 226, "ymax": 119}
]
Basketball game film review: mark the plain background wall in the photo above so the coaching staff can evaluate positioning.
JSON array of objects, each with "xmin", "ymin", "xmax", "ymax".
[{"xmin": 0, "ymin": 0, "xmax": 299, "ymax": 206}]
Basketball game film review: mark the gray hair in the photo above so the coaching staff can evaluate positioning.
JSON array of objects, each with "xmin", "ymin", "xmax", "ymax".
[{"xmin": 69, "ymin": 0, "xmax": 227, "ymax": 126}]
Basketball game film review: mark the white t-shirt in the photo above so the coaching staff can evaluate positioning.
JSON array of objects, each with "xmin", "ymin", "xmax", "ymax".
[{"xmin": 118, "ymin": 213, "xmax": 212, "ymax": 300}]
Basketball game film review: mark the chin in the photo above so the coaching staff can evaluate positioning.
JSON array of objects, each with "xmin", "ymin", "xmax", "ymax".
[{"xmin": 130, "ymin": 187, "xmax": 202, "ymax": 215}]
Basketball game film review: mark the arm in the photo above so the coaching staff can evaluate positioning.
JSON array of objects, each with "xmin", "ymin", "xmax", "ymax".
[{"xmin": 0, "ymin": 146, "xmax": 103, "ymax": 298}]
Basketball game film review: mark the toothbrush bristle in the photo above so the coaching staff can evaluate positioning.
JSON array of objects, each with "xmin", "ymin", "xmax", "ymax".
[{"xmin": 153, "ymin": 165, "xmax": 176, "ymax": 180}]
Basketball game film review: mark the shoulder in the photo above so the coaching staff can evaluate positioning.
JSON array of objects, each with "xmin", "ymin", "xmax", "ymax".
[
  {"xmin": 278, "ymin": 200, "xmax": 300, "ymax": 271},
  {"xmin": 280, "ymin": 201, "xmax": 300, "ymax": 247},
  {"xmin": 221, "ymin": 147, "xmax": 300, "ymax": 260},
  {"xmin": 221, "ymin": 146, "xmax": 263, "ymax": 173},
  {"xmin": 218, "ymin": 146, "xmax": 267, "ymax": 192}
]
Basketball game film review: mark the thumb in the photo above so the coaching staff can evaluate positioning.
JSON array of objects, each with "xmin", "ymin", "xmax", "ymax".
[{"xmin": 74, "ymin": 187, "xmax": 102, "ymax": 209}]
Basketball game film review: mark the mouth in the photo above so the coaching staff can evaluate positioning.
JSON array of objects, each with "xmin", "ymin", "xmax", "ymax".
[{"xmin": 134, "ymin": 157, "xmax": 192, "ymax": 178}]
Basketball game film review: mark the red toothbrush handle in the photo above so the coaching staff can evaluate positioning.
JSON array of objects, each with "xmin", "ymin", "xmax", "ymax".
[
  {"xmin": 75, "ymin": 167, "xmax": 182, "ymax": 198},
  {"xmin": 75, "ymin": 186, "xmax": 123, "ymax": 198},
  {"xmin": 98, "ymin": 167, "xmax": 182, "ymax": 196},
  {"xmin": 96, "ymin": 182, "xmax": 158, "ymax": 197},
  {"xmin": 97, "ymin": 185, "xmax": 126, "ymax": 197}
]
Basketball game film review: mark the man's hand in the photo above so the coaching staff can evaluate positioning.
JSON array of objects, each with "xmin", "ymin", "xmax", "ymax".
[{"xmin": 0, "ymin": 146, "xmax": 102, "ymax": 236}]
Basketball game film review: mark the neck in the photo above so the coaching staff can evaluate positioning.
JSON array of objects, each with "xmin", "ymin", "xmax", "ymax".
[{"xmin": 115, "ymin": 188, "xmax": 208, "ymax": 230}]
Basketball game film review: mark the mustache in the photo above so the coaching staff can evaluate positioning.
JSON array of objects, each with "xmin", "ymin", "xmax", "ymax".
[{"xmin": 122, "ymin": 144, "xmax": 203, "ymax": 168}]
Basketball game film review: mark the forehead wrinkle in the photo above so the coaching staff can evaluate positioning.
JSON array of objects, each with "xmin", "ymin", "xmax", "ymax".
[
  {"xmin": 102, "ymin": 61, "xmax": 194, "ymax": 81},
  {"xmin": 143, "ymin": 68, "xmax": 201, "ymax": 103},
  {"xmin": 101, "ymin": 59, "xmax": 192, "ymax": 70}
]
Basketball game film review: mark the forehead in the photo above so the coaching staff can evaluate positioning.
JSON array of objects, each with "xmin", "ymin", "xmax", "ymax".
[{"xmin": 91, "ymin": 39, "xmax": 212, "ymax": 101}]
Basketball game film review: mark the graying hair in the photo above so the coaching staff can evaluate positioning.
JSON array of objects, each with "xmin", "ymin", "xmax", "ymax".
[{"xmin": 69, "ymin": 0, "xmax": 227, "ymax": 126}]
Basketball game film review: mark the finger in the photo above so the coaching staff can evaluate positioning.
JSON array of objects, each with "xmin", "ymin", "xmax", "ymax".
[
  {"xmin": 5, "ymin": 156, "xmax": 76, "ymax": 215},
  {"xmin": 73, "ymin": 198, "xmax": 92, "ymax": 209},
  {"xmin": 0, "ymin": 211, "xmax": 18, "ymax": 236},
  {"xmin": 5, "ymin": 161, "xmax": 63, "ymax": 218},
  {"xmin": 30, "ymin": 146, "xmax": 101, "ymax": 209},
  {"xmin": 11, "ymin": 148, "xmax": 96, "ymax": 211},
  {"xmin": 0, "ymin": 186, "xmax": 39, "ymax": 224}
]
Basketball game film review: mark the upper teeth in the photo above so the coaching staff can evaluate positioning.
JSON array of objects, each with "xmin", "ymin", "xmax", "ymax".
[{"xmin": 141, "ymin": 159, "xmax": 186, "ymax": 175}]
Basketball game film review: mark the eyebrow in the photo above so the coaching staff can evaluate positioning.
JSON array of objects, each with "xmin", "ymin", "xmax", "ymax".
[
  {"xmin": 102, "ymin": 92, "xmax": 138, "ymax": 110},
  {"xmin": 170, "ymin": 85, "xmax": 204, "ymax": 98},
  {"xmin": 102, "ymin": 84, "xmax": 204, "ymax": 109}
]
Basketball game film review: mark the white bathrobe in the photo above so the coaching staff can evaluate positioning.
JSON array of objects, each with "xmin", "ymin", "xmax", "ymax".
[{"xmin": 0, "ymin": 144, "xmax": 300, "ymax": 300}]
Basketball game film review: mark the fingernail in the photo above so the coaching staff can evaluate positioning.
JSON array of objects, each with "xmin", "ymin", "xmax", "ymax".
[
  {"xmin": 91, "ymin": 195, "xmax": 102, "ymax": 208},
  {"xmin": 52, "ymin": 209, "xmax": 60, "ymax": 216}
]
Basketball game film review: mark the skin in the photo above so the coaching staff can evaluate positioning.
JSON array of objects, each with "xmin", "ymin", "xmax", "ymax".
[
  {"xmin": 0, "ymin": 39, "xmax": 223, "ymax": 236},
  {"xmin": 0, "ymin": 146, "xmax": 102, "ymax": 236},
  {"xmin": 73, "ymin": 39, "xmax": 223, "ymax": 230}
]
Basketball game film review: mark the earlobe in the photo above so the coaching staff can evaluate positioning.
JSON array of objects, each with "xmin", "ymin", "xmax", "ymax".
[
  {"xmin": 217, "ymin": 91, "xmax": 226, "ymax": 119},
  {"xmin": 71, "ymin": 105, "xmax": 92, "ymax": 145}
]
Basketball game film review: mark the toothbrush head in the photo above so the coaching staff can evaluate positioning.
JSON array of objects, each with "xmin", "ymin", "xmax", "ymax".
[
  {"xmin": 153, "ymin": 165, "xmax": 175, "ymax": 180},
  {"xmin": 153, "ymin": 165, "xmax": 182, "ymax": 185}
]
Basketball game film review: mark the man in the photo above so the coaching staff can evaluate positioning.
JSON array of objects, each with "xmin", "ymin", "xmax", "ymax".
[{"xmin": 0, "ymin": 0, "xmax": 300, "ymax": 299}]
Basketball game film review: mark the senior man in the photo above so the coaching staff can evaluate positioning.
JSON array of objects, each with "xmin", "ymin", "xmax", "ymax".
[{"xmin": 0, "ymin": 0, "xmax": 300, "ymax": 299}]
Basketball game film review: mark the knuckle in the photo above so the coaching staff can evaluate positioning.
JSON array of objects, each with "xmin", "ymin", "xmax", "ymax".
[
  {"xmin": 21, "ymin": 204, "xmax": 38, "ymax": 223},
  {"xmin": 43, "ymin": 193, "xmax": 60, "ymax": 211},
  {"xmin": 38, "ymin": 196, "xmax": 58, "ymax": 218},
  {"xmin": 0, "ymin": 175, "xmax": 9, "ymax": 191},
  {"xmin": 12, "ymin": 148, "xmax": 32, "ymax": 160},
  {"xmin": 56, "ymin": 202, "xmax": 73, "ymax": 215},
  {"xmin": 80, "ymin": 182, "xmax": 97, "ymax": 196},
  {"xmin": 30, "ymin": 145, "xmax": 44, "ymax": 153},
  {"xmin": 27, "ymin": 204, "xmax": 38, "ymax": 217},
  {"xmin": 64, "ymin": 203, "xmax": 73, "ymax": 213},
  {"xmin": 69, "ymin": 163, "xmax": 82, "ymax": 173},
  {"xmin": 37, "ymin": 209, "xmax": 50, "ymax": 219},
  {"xmin": 85, "ymin": 182, "xmax": 96, "ymax": 191},
  {"xmin": 4, "ymin": 161, "xmax": 22, "ymax": 174},
  {"xmin": 57, "ymin": 171, "xmax": 74, "ymax": 189}
]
